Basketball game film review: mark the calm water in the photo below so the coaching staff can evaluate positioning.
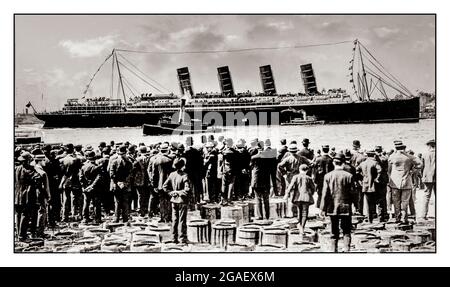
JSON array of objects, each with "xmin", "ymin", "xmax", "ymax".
[{"xmin": 22, "ymin": 119, "xmax": 435, "ymax": 154}]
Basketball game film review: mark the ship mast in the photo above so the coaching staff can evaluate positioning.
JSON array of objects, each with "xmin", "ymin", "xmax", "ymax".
[
  {"xmin": 114, "ymin": 49, "xmax": 127, "ymax": 105},
  {"xmin": 357, "ymin": 40, "xmax": 371, "ymax": 101}
]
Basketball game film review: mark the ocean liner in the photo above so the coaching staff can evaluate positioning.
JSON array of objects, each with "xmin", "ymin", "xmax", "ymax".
[{"xmin": 32, "ymin": 40, "xmax": 420, "ymax": 128}]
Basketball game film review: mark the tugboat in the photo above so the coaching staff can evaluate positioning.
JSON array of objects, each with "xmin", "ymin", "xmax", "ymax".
[
  {"xmin": 142, "ymin": 98, "xmax": 221, "ymax": 135},
  {"xmin": 280, "ymin": 109, "xmax": 325, "ymax": 126}
]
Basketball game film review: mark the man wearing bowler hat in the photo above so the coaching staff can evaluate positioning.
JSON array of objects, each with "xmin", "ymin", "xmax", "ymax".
[
  {"xmin": 420, "ymin": 139, "xmax": 436, "ymax": 221},
  {"xmin": 299, "ymin": 138, "xmax": 314, "ymax": 160},
  {"xmin": 313, "ymin": 145, "xmax": 334, "ymax": 208},
  {"xmin": 374, "ymin": 145, "xmax": 389, "ymax": 221},
  {"xmin": 350, "ymin": 140, "xmax": 366, "ymax": 167},
  {"xmin": 184, "ymin": 136, "xmax": 204, "ymax": 209},
  {"xmin": 388, "ymin": 140, "xmax": 422, "ymax": 223},
  {"xmin": 320, "ymin": 153, "xmax": 354, "ymax": 252}
]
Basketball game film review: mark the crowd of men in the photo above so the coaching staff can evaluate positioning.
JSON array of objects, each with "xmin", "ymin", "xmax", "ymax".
[{"xmin": 14, "ymin": 135, "xmax": 436, "ymax": 250}]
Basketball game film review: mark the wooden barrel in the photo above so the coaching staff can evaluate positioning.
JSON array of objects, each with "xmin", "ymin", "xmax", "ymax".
[
  {"xmin": 288, "ymin": 228, "xmax": 317, "ymax": 245},
  {"xmin": 406, "ymin": 230, "xmax": 432, "ymax": 245},
  {"xmin": 288, "ymin": 228, "xmax": 302, "ymax": 246},
  {"xmin": 200, "ymin": 204, "xmax": 221, "ymax": 222},
  {"xmin": 146, "ymin": 225, "xmax": 172, "ymax": 243},
  {"xmin": 306, "ymin": 221, "xmax": 326, "ymax": 232},
  {"xmin": 130, "ymin": 242, "xmax": 162, "ymax": 252},
  {"xmin": 162, "ymin": 244, "xmax": 185, "ymax": 252},
  {"xmin": 391, "ymin": 239, "xmax": 413, "ymax": 252},
  {"xmin": 269, "ymin": 198, "xmax": 286, "ymax": 219},
  {"xmin": 100, "ymin": 241, "xmax": 129, "ymax": 252},
  {"xmin": 236, "ymin": 226, "xmax": 261, "ymax": 246},
  {"xmin": 133, "ymin": 231, "xmax": 161, "ymax": 243},
  {"xmin": 255, "ymin": 244, "xmax": 285, "ymax": 252},
  {"xmin": 226, "ymin": 243, "xmax": 255, "ymax": 252},
  {"xmin": 252, "ymin": 219, "xmax": 273, "ymax": 227},
  {"xmin": 353, "ymin": 232, "xmax": 379, "ymax": 247},
  {"xmin": 235, "ymin": 202, "xmax": 250, "ymax": 223},
  {"xmin": 83, "ymin": 228, "xmax": 110, "ymax": 239},
  {"xmin": 221, "ymin": 206, "xmax": 244, "ymax": 226},
  {"xmin": 416, "ymin": 226, "xmax": 436, "ymax": 242},
  {"xmin": 270, "ymin": 220, "xmax": 290, "ymax": 230},
  {"xmin": 131, "ymin": 222, "xmax": 149, "ymax": 230},
  {"xmin": 54, "ymin": 228, "xmax": 83, "ymax": 240},
  {"xmin": 411, "ymin": 241, "xmax": 435, "ymax": 252},
  {"xmin": 288, "ymin": 241, "xmax": 320, "ymax": 252},
  {"xmin": 376, "ymin": 230, "xmax": 407, "ymax": 245},
  {"xmin": 116, "ymin": 226, "xmax": 141, "ymax": 233},
  {"xmin": 44, "ymin": 239, "xmax": 73, "ymax": 251},
  {"xmin": 287, "ymin": 218, "xmax": 299, "ymax": 229},
  {"xmin": 82, "ymin": 242, "xmax": 102, "ymax": 252},
  {"xmin": 27, "ymin": 238, "xmax": 45, "ymax": 248},
  {"xmin": 245, "ymin": 200, "xmax": 255, "ymax": 219},
  {"xmin": 359, "ymin": 222, "xmax": 385, "ymax": 231},
  {"xmin": 211, "ymin": 223, "xmax": 236, "ymax": 248},
  {"xmin": 260, "ymin": 228, "xmax": 288, "ymax": 248},
  {"xmin": 189, "ymin": 243, "xmax": 224, "ymax": 252},
  {"xmin": 103, "ymin": 222, "xmax": 125, "ymax": 232},
  {"xmin": 74, "ymin": 236, "xmax": 101, "ymax": 245},
  {"xmin": 187, "ymin": 219, "xmax": 210, "ymax": 243},
  {"xmin": 356, "ymin": 237, "xmax": 382, "ymax": 250}
]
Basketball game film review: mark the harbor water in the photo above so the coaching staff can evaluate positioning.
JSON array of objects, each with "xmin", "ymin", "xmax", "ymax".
[{"xmin": 22, "ymin": 119, "xmax": 434, "ymax": 153}]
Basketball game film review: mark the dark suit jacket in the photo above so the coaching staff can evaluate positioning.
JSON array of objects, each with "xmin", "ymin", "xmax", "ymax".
[
  {"xmin": 320, "ymin": 167, "xmax": 353, "ymax": 216},
  {"xmin": 313, "ymin": 154, "xmax": 334, "ymax": 185},
  {"xmin": 151, "ymin": 153, "xmax": 174, "ymax": 190},
  {"xmin": 250, "ymin": 150, "xmax": 277, "ymax": 189},
  {"xmin": 356, "ymin": 157, "xmax": 382, "ymax": 193}
]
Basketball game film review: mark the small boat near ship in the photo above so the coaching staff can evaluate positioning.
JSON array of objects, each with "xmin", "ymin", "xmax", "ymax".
[{"xmin": 142, "ymin": 99, "xmax": 222, "ymax": 135}]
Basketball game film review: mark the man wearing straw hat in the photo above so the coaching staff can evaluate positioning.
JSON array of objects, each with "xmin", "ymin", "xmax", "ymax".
[
  {"xmin": 388, "ymin": 140, "xmax": 422, "ymax": 223},
  {"xmin": 420, "ymin": 139, "xmax": 436, "ymax": 221}
]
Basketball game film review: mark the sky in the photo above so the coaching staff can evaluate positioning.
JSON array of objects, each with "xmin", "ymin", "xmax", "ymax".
[{"xmin": 14, "ymin": 15, "xmax": 435, "ymax": 112}]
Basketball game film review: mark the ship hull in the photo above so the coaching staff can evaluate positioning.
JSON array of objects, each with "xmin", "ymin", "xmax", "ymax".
[
  {"xmin": 35, "ymin": 97, "xmax": 420, "ymax": 128},
  {"xmin": 35, "ymin": 112, "xmax": 162, "ymax": 128}
]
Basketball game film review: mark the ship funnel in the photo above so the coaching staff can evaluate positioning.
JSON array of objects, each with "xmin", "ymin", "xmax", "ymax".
[
  {"xmin": 217, "ymin": 66, "xmax": 235, "ymax": 97},
  {"xmin": 300, "ymin": 63, "xmax": 318, "ymax": 95},
  {"xmin": 259, "ymin": 65, "xmax": 277, "ymax": 95},
  {"xmin": 177, "ymin": 67, "xmax": 194, "ymax": 97}
]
